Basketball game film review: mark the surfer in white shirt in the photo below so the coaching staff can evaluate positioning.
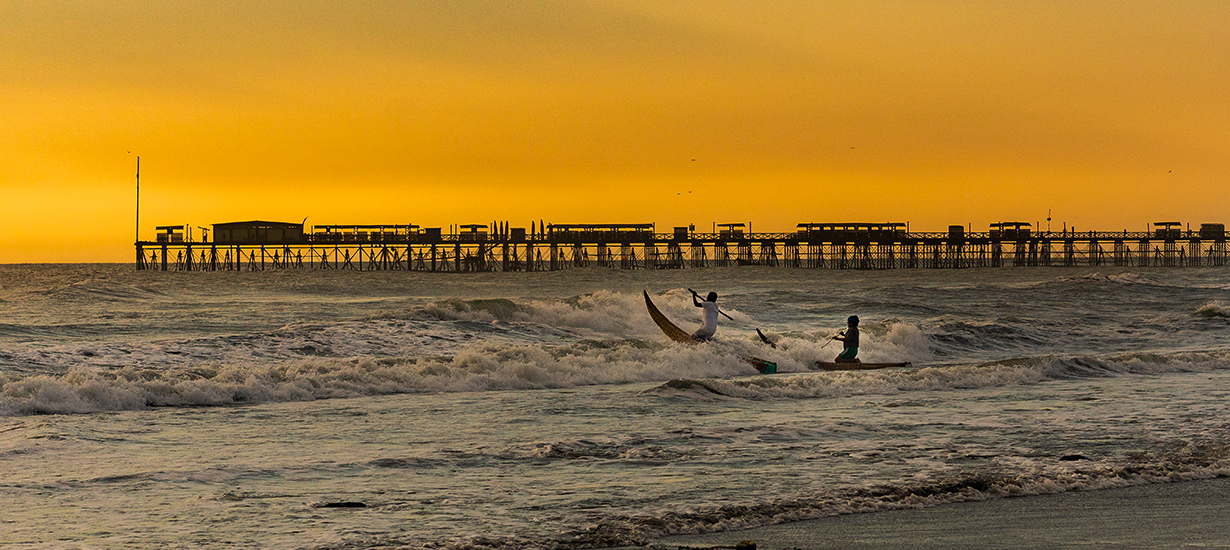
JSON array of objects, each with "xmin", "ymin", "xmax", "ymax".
[{"xmin": 691, "ymin": 290, "xmax": 720, "ymax": 341}]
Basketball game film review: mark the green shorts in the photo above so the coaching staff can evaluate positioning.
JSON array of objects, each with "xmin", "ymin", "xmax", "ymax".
[{"xmin": 837, "ymin": 347, "xmax": 858, "ymax": 360}]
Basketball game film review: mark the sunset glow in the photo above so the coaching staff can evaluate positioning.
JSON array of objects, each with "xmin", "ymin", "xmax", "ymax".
[{"xmin": 3, "ymin": 1, "xmax": 1227, "ymax": 262}]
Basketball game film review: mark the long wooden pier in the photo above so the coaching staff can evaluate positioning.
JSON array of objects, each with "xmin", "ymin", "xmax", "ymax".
[{"xmin": 136, "ymin": 221, "xmax": 1228, "ymax": 272}]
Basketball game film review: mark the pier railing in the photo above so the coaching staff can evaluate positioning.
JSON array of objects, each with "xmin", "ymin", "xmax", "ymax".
[{"xmin": 136, "ymin": 229, "xmax": 1228, "ymax": 271}]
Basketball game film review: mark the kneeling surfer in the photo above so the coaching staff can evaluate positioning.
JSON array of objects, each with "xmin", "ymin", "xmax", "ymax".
[
  {"xmin": 691, "ymin": 290, "xmax": 720, "ymax": 341},
  {"xmin": 832, "ymin": 315, "xmax": 860, "ymax": 363}
]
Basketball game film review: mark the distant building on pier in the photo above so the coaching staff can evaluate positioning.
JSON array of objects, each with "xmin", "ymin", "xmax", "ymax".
[{"xmin": 212, "ymin": 221, "xmax": 304, "ymax": 244}]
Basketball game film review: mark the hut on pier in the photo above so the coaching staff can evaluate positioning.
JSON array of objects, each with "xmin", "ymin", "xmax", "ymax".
[{"xmin": 212, "ymin": 221, "xmax": 304, "ymax": 244}]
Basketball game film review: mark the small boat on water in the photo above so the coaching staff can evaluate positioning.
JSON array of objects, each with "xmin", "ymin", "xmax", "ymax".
[{"xmin": 811, "ymin": 361, "xmax": 911, "ymax": 371}]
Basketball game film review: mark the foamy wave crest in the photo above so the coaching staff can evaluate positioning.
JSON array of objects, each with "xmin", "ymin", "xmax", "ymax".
[
  {"xmin": 421, "ymin": 290, "xmax": 657, "ymax": 335},
  {"xmin": 579, "ymin": 439, "xmax": 1230, "ymax": 546},
  {"xmin": 1042, "ymin": 350, "xmax": 1230, "ymax": 378},
  {"xmin": 416, "ymin": 288, "xmax": 767, "ymax": 341},
  {"xmin": 647, "ymin": 349, "xmax": 1230, "ymax": 401},
  {"xmin": 27, "ymin": 277, "xmax": 168, "ymax": 303},
  {"xmin": 354, "ymin": 438, "xmax": 1230, "ymax": 548},
  {"xmin": 0, "ymin": 340, "xmax": 762, "ymax": 416},
  {"xmin": 926, "ymin": 317, "xmax": 1049, "ymax": 356},
  {"xmin": 522, "ymin": 438, "xmax": 689, "ymax": 462},
  {"xmin": 1053, "ymin": 272, "xmax": 1158, "ymax": 286},
  {"xmin": 647, "ymin": 364, "xmax": 1044, "ymax": 401},
  {"xmin": 4, "ymin": 317, "xmax": 499, "ymax": 373},
  {"xmin": 423, "ymin": 298, "xmax": 533, "ymax": 322},
  {"xmin": 1195, "ymin": 301, "xmax": 1230, "ymax": 318}
]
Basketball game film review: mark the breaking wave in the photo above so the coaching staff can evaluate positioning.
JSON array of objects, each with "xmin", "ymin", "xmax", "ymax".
[
  {"xmin": 1195, "ymin": 301, "xmax": 1230, "ymax": 318},
  {"xmin": 7, "ymin": 343, "xmax": 1225, "ymax": 416},
  {"xmin": 327, "ymin": 438, "xmax": 1230, "ymax": 549},
  {"xmin": 645, "ymin": 349, "xmax": 1230, "ymax": 401},
  {"xmin": 6, "ymin": 283, "xmax": 1230, "ymax": 417},
  {"xmin": 570, "ymin": 439, "xmax": 1230, "ymax": 547},
  {"xmin": 0, "ymin": 342, "xmax": 756, "ymax": 416}
]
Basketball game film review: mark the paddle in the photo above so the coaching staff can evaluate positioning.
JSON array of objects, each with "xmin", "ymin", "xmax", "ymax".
[
  {"xmin": 821, "ymin": 330, "xmax": 843, "ymax": 350},
  {"xmin": 687, "ymin": 288, "xmax": 734, "ymax": 320},
  {"xmin": 756, "ymin": 328, "xmax": 777, "ymax": 349}
]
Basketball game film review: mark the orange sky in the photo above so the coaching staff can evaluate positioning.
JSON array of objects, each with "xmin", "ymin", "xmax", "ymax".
[{"xmin": 2, "ymin": 1, "xmax": 1227, "ymax": 262}]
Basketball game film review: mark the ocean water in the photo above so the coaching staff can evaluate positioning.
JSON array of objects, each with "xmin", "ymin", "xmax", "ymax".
[{"xmin": 2, "ymin": 264, "xmax": 1229, "ymax": 548}]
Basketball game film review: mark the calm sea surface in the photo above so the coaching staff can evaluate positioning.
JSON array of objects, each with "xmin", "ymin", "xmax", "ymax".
[{"xmin": 2, "ymin": 264, "xmax": 1229, "ymax": 548}]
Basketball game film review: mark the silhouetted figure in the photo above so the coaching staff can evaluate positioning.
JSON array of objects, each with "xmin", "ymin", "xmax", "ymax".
[
  {"xmin": 691, "ymin": 291, "xmax": 719, "ymax": 341},
  {"xmin": 833, "ymin": 315, "xmax": 860, "ymax": 363}
]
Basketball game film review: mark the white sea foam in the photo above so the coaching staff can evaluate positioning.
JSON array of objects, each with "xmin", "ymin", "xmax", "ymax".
[
  {"xmin": 0, "ymin": 341, "xmax": 760, "ymax": 415},
  {"xmin": 1053, "ymin": 271, "xmax": 1158, "ymax": 286},
  {"xmin": 6, "ymin": 315, "xmax": 1228, "ymax": 416},
  {"xmin": 418, "ymin": 290, "xmax": 659, "ymax": 335},
  {"xmin": 646, "ymin": 349, "xmax": 1230, "ymax": 401},
  {"xmin": 1195, "ymin": 301, "xmax": 1230, "ymax": 318}
]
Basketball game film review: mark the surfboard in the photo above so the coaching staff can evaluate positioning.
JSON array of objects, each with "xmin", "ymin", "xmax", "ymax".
[
  {"xmin": 643, "ymin": 290, "xmax": 777, "ymax": 374},
  {"xmin": 811, "ymin": 361, "xmax": 911, "ymax": 371}
]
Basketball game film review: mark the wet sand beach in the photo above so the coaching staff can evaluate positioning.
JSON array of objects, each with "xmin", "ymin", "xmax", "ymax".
[{"xmin": 646, "ymin": 477, "xmax": 1230, "ymax": 549}]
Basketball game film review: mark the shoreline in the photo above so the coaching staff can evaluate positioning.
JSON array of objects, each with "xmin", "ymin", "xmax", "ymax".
[{"xmin": 641, "ymin": 477, "xmax": 1230, "ymax": 549}]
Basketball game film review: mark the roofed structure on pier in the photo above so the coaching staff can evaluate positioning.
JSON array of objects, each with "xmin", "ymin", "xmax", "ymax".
[{"xmin": 212, "ymin": 221, "xmax": 304, "ymax": 244}]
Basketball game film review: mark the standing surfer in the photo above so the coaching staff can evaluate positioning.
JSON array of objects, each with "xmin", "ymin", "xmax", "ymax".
[
  {"xmin": 691, "ymin": 290, "xmax": 720, "ymax": 341},
  {"xmin": 832, "ymin": 315, "xmax": 860, "ymax": 363}
]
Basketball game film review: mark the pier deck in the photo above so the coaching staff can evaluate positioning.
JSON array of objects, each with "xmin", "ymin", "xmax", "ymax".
[{"xmin": 136, "ymin": 228, "xmax": 1228, "ymax": 271}]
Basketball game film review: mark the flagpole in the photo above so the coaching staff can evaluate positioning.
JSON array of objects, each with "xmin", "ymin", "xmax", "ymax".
[{"xmin": 135, "ymin": 156, "xmax": 140, "ymax": 243}]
